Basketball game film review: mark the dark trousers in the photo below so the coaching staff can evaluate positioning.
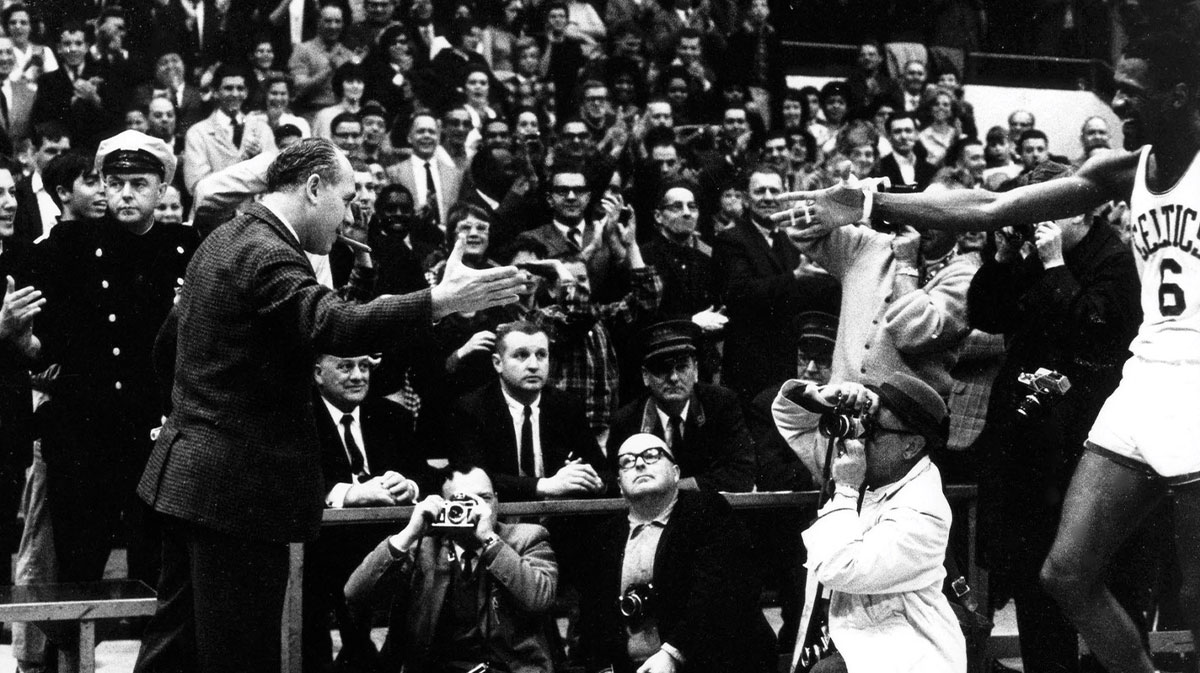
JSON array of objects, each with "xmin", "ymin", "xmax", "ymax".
[{"xmin": 134, "ymin": 514, "xmax": 290, "ymax": 673}]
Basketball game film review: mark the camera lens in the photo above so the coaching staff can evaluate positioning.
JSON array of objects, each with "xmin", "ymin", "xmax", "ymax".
[
  {"xmin": 619, "ymin": 594, "xmax": 642, "ymax": 618},
  {"xmin": 446, "ymin": 503, "xmax": 468, "ymax": 524},
  {"xmin": 1016, "ymin": 394, "xmax": 1042, "ymax": 418}
]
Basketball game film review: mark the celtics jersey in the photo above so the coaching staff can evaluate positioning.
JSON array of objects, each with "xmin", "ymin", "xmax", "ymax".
[{"xmin": 1129, "ymin": 145, "xmax": 1200, "ymax": 363}]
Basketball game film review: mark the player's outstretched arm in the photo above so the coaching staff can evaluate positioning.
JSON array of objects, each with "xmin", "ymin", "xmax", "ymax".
[{"xmin": 776, "ymin": 150, "xmax": 1138, "ymax": 234}]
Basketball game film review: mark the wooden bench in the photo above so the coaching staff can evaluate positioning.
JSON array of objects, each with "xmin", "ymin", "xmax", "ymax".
[{"xmin": 0, "ymin": 579, "xmax": 158, "ymax": 673}]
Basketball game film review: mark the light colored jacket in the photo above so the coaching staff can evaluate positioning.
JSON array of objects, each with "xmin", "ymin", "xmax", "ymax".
[
  {"xmin": 802, "ymin": 457, "xmax": 966, "ymax": 673},
  {"xmin": 799, "ymin": 224, "xmax": 979, "ymax": 398}
]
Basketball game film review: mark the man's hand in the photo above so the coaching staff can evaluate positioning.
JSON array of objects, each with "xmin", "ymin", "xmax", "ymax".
[
  {"xmin": 1034, "ymin": 221, "xmax": 1065, "ymax": 269},
  {"xmin": 471, "ymin": 496, "xmax": 498, "ymax": 547},
  {"xmin": 994, "ymin": 226, "xmax": 1024, "ymax": 264},
  {"xmin": 377, "ymin": 470, "xmax": 417, "ymax": 504},
  {"xmin": 691, "ymin": 305, "xmax": 728, "ymax": 332},
  {"xmin": 891, "ymin": 225, "xmax": 921, "ymax": 266},
  {"xmin": 345, "ymin": 477, "xmax": 402, "ymax": 507},
  {"xmin": 390, "ymin": 494, "xmax": 444, "ymax": 552},
  {"xmin": 812, "ymin": 381, "xmax": 877, "ymax": 416},
  {"xmin": 72, "ymin": 77, "xmax": 103, "ymax": 105},
  {"xmin": 537, "ymin": 462, "xmax": 604, "ymax": 497},
  {"xmin": 793, "ymin": 253, "xmax": 830, "ymax": 281},
  {"xmin": 0, "ymin": 276, "xmax": 44, "ymax": 343},
  {"xmin": 455, "ymin": 330, "xmax": 496, "ymax": 361},
  {"xmin": 637, "ymin": 649, "xmax": 679, "ymax": 673},
  {"xmin": 431, "ymin": 238, "xmax": 525, "ymax": 320},
  {"xmin": 832, "ymin": 438, "xmax": 867, "ymax": 490}
]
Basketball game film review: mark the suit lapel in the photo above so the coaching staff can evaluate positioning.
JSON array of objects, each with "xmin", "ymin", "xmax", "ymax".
[
  {"xmin": 741, "ymin": 218, "xmax": 783, "ymax": 273},
  {"xmin": 489, "ymin": 384, "xmax": 520, "ymax": 475}
]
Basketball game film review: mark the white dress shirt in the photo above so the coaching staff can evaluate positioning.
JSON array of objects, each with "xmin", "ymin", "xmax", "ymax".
[
  {"xmin": 30, "ymin": 173, "xmax": 61, "ymax": 239},
  {"xmin": 501, "ymin": 386, "xmax": 544, "ymax": 478},
  {"xmin": 321, "ymin": 397, "xmax": 369, "ymax": 508}
]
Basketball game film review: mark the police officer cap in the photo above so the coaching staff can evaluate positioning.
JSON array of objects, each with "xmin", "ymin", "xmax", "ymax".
[
  {"xmin": 865, "ymin": 372, "xmax": 950, "ymax": 448},
  {"xmin": 796, "ymin": 311, "xmax": 837, "ymax": 352},
  {"xmin": 95, "ymin": 130, "xmax": 177, "ymax": 186},
  {"xmin": 640, "ymin": 319, "xmax": 701, "ymax": 366}
]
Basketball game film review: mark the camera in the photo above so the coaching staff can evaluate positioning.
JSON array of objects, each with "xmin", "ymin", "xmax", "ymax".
[
  {"xmin": 431, "ymin": 494, "xmax": 478, "ymax": 531},
  {"xmin": 618, "ymin": 583, "xmax": 655, "ymax": 623},
  {"xmin": 1016, "ymin": 368, "xmax": 1071, "ymax": 418},
  {"xmin": 818, "ymin": 399, "xmax": 873, "ymax": 440}
]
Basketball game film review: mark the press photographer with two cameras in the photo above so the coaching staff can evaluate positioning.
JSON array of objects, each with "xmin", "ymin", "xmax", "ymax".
[
  {"xmin": 343, "ymin": 463, "xmax": 558, "ymax": 673},
  {"xmin": 581, "ymin": 433, "xmax": 777, "ymax": 673},
  {"xmin": 798, "ymin": 373, "xmax": 965, "ymax": 673},
  {"xmin": 965, "ymin": 162, "xmax": 1144, "ymax": 673}
]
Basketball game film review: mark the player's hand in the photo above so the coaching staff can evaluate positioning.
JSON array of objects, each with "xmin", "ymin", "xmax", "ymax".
[
  {"xmin": 775, "ymin": 177, "xmax": 875, "ymax": 231},
  {"xmin": 456, "ymin": 330, "xmax": 496, "ymax": 361},
  {"xmin": 1034, "ymin": 221, "xmax": 1065, "ymax": 269},
  {"xmin": 538, "ymin": 462, "xmax": 604, "ymax": 497},
  {"xmin": 432, "ymin": 238, "xmax": 525, "ymax": 319},
  {"xmin": 832, "ymin": 439, "xmax": 867, "ymax": 490},
  {"xmin": 891, "ymin": 225, "xmax": 921, "ymax": 266}
]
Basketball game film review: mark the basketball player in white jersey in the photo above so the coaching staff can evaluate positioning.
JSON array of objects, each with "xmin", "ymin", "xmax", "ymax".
[{"xmin": 771, "ymin": 5, "xmax": 1200, "ymax": 672}]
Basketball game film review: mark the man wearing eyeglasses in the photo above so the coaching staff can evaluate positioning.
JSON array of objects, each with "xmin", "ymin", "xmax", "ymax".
[
  {"xmin": 607, "ymin": 319, "xmax": 754, "ymax": 491},
  {"xmin": 639, "ymin": 182, "xmax": 715, "ymax": 319},
  {"xmin": 796, "ymin": 371, "xmax": 965, "ymax": 673},
  {"xmin": 582, "ymin": 433, "xmax": 776, "ymax": 673}
]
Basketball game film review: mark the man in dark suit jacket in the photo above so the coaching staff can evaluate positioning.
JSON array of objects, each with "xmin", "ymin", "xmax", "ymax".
[
  {"xmin": 874, "ymin": 111, "xmax": 936, "ymax": 191},
  {"xmin": 607, "ymin": 320, "xmax": 755, "ymax": 492},
  {"xmin": 582, "ymin": 433, "xmax": 777, "ymax": 673},
  {"xmin": 344, "ymin": 464, "xmax": 558, "ymax": 673},
  {"xmin": 539, "ymin": 2, "xmax": 586, "ymax": 120},
  {"xmin": 713, "ymin": 165, "xmax": 840, "ymax": 400},
  {"xmin": 134, "ymin": 138, "xmax": 525, "ymax": 673},
  {"xmin": 31, "ymin": 23, "xmax": 117, "ymax": 152},
  {"xmin": 447, "ymin": 321, "xmax": 607, "ymax": 501},
  {"xmin": 306, "ymin": 352, "xmax": 432, "ymax": 672}
]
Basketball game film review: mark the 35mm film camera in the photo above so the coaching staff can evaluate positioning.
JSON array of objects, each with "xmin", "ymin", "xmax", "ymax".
[
  {"xmin": 430, "ymin": 494, "xmax": 479, "ymax": 531},
  {"xmin": 1016, "ymin": 368, "xmax": 1071, "ymax": 418}
]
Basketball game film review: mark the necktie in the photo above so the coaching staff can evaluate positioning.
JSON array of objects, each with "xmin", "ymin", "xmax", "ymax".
[
  {"xmin": 567, "ymin": 224, "xmax": 582, "ymax": 251},
  {"xmin": 460, "ymin": 550, "xmax": 476, "ymax": 580},
  {"xmin": 424, "ymin": 161, "xmax": 440, "ymax": 226},
  {"xmin": 0, "ymin": 88, "xmax": 10, "ymax": 129},
  {"xmin": 230, "ymin": 114, "xmax": 244, "ymax": 147},
  {"xmin": 520, "ymin": 404, "xmax": 534, "ymax": 477},
  {"xmin": 667, "ymin": 415, "xmax": 683, "ymax": 453},
  {"xmin": 341, "ymin": 413, "xmax": 367, "ymax": 481}
]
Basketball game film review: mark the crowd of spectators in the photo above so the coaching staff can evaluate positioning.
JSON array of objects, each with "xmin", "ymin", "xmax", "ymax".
[{"xmin": 0, "ymin": 1, "xmax": 1170, "ymax": 673}]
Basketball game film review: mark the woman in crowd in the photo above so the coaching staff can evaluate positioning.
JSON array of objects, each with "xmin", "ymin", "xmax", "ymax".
[
  {"xmin": 154, "ymin": 185, "xmax": 185, "ymax": 226},
  {"xmin": 837, "ymin": 119, "xmax": 880, "ymax": 180},
  {"xmin": 3, "ymin": 4, "xmax": 55, "ymax": 84},
  {"xmin": 312, "ymin": 62, "xmax": 366, "ymax": 140},
  {"xmin": 258, "ymin": 74, "xmax": 312, "ymax": 138},
  {"xmin": 918, "ymin": 87, "xmax": 963, "ymax": 166},
  {"xmin": 462, "ymin": 64, "xmax": 502, "ymax": 132},
  {"xmin": 660, "ymin": 66, "xmax": 704, "ymax": 126},
  {"xmin": 478, "ymin": 0, "xmax": 527, "ymax": 76},
  {"xmin": 245, "ymin": 36, "xmax": 283, "ymax": 111}
]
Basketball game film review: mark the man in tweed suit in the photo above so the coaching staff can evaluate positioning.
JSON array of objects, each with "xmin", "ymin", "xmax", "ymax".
[{"xmin": 133, "ymin": 138, "xmax": 525, "ymax": 673}]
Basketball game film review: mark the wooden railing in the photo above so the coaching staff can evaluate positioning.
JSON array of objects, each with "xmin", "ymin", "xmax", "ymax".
[{"xmin": 282, "ymin": 486, "xmax": 980, "ymax": 673}]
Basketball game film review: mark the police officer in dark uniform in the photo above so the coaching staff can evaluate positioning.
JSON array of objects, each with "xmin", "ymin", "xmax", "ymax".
[{"xmin": 33, "ymin": 130, "xmax": 197, "ymax": 597}]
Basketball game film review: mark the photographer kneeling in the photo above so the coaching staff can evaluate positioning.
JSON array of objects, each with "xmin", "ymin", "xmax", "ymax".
[
  {"xmin": 343, "ymin": 463, "xmax": 558, "ymax": 673},
  {"xmin": 799, "ymin": 373, "xmax": 965, "ymax": 673}
]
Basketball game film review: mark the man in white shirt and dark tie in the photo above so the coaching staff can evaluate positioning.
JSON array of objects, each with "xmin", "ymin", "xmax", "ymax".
[
  {"xmin": 384, "ymin": 111, "xmax": 463, "ymax": 232},
  {"xmin": 308, "ymin": 351, "xmax": 430, "ymax": 671}
]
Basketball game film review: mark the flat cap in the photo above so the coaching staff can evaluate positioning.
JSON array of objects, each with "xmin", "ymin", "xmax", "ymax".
[
  {"xmin": 866, "ymin": 372, "xmax": 949, "ymax": 447},
  {"xmin": 96, "ymin": 130, "xmax": 177, "ymax": 186},
  {"xmin": 640, "ymin": 319, "xmax": 701, "ymax": 365}
]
